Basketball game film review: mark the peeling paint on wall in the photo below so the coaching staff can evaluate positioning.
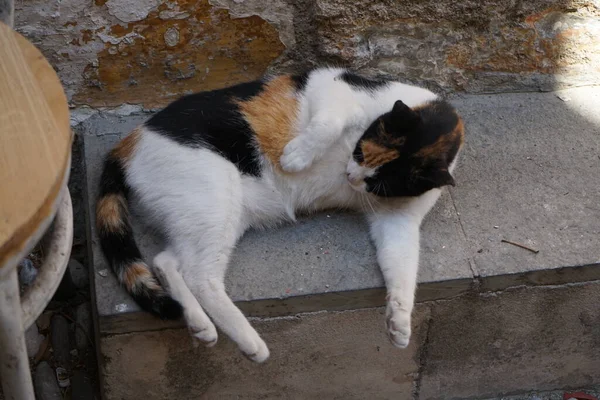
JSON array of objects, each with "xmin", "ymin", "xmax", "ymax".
[
  {"xmin": 81, "ymin": 0, "xmax": 284, "ymax": 107},
  {"xmin": 16, "ymin": 0, "xmax": 285, "ymax": 108},
  {"xmin": 105, "ymin": 0, "xmax": 161, "ymax": 23}
]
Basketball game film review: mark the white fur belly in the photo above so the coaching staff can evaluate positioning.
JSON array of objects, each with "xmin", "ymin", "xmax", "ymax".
[
  {"xmin": 128, "ymin": 130, "xmax": 244, "ymax": 233},
  {"xmin": 240, "ymin": 172, "xmax": 290, "ymax": 229},
  {"xmin": 248, "ymin": 132, "xmax": 362, "ymax": 223}
]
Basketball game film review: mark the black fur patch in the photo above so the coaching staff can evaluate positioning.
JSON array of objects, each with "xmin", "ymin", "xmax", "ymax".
[
  {"xmin": 130, "ymin": 282, "xmax": 183, "ymax": 320},
  {"xmin": 292, "ymin": 71, "xmax": 311, "ymax": 91},
  {"xmin": 414, "ymin": 100, "xmax": 461, "ymax": 152},
  {"xmin": 145, "ymin": 81, "xmax": 266, "ymax": 176},
  {"xmin": 339, "ymin": 71, "xmax": 389, "ymax": 92},
  {"xmin": 99, "ymin": 156, "xmax": 130, "ymax": 198}
]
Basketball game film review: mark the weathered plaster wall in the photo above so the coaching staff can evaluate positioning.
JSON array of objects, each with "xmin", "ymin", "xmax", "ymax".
[
  {"xmin": 15, "ymin": 0, "xmax": 600, "ymax": 108},
  {"xmin": 316, "ymin": 0, "xmax": 600, "ymax": 93}
]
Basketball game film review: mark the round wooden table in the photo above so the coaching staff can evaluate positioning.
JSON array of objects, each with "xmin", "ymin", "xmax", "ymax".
[{"xmin": 0, "ymin": 22, "xmax": 73, "ymax": 399}]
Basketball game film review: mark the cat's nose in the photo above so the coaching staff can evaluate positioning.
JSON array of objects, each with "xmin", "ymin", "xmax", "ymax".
[{"xmin": 346, "ymin": 172, "xmax": 361, "ymax": 186}]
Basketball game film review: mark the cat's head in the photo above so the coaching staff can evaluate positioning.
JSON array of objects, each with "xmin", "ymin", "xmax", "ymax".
[{"xmin": 347, "ymin": 99, "xmax": 464, "ymax": 197}]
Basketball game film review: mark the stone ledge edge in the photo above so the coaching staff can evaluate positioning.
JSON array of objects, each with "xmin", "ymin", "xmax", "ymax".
[{"xmin": 96, "ymin": 262, "xmax": 600, "ymax": 335}]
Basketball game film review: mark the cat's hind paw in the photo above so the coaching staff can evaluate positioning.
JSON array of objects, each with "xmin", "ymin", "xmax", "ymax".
[
  {"xmin": 240, "ymin": 335, "xmax": 270, "ymax": 363},
  {"xmin": 190, "ymin": 324, "xmax": 218, "ymax": 347},
  {"xmin": 280, "ymin": 136, "xmax": 316, "ymax": 172},
  {"xmin": 386, "ymin": 302, "xmax": 412, "ymax": 349},
  {"xmin": 187, "ymin": 309, "xmax": 218, "ymax": 347}
]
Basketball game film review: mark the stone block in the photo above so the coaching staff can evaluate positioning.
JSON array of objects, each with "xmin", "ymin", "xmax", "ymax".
[
  {"xmin": 450, "ymin": 87, "xmax": 600, "ymax": 289},
  {"xmin": 100, "ymin": 307, "xmax": 429, "ymax": 400},
  {"xmin": 419, "ymin": 282, "xmax": 600, "ymax": 399},
  {"xmin": 82, "ymin": 112, "xmax": 472, "ymax": 334}
]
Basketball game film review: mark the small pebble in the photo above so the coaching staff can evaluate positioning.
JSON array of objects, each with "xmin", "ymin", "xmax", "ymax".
[
  {"xmin": 25, "ymin": 324, "xmax": 45, "ymax": 358},
  {"xmin": 34, "ymin": 362, "xmax": 62, "ymax": 400},
  {"xmin": 115, "ymin": 303, "xmax": 128, "ymax": 312},
  {"xmin": 325, "ymin": 284, "xmax": 330, "ymax": 288},
  {"xmin": 75, "ymin": 302, "xmax": 92, "ymax": 350},
  {"xmin": 98, "ymin": 269, "xmax": 108, "ymax": 277},
  {"xmin": 51, "ymin": 315, "xmax": 71, "ymax": 368},
  {"xmin": 36, "ymin": 312, "xmax": 52, "ymax": 331},
  {"xmin": 68, "ymin": 259, "xmax": 89, "ymax": 289},
  {"xmin": 493, "ymin": 226, "xmax": 499, "ymax": 229}
]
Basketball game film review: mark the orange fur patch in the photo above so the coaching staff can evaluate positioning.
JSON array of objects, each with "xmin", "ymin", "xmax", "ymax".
[
  {"xmin": 236, "ymin": 76, "xmax": 299, "ymax": 167},
  {"xmin": 122, "ymin": 262, "xmax": 159, "ymax": 292},
  {"xmin": 96, "ymin": 194, "xmax": 126, "ymax": 234},
  {"xmin": 416, "ymin": 117, "xmax": 465, "ymax": 159},
  {"xmin": 360, "ymin": 140, "xmax": 400, "ymax": 168},
  {"xmin": 111, "ymin": 128, "xmax": 141, "ymax": 164}
]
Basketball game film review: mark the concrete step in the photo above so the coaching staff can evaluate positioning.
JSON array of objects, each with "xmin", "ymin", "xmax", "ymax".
[{"xmin": 80, "ymin": 87, "xmax": 600, "ymax": 399}]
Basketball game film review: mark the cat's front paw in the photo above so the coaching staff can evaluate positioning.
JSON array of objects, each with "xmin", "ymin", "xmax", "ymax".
[
  {"xmin": 187, "ymin": 309, "xmax": 218, "ymax": 347},
  {"xmin": 280, "ymin": 136, "xmax": 316, "ymax": 172},
  {"xmin": 386, "ymin": 300, "xmax": 412, "ymax": 348}
]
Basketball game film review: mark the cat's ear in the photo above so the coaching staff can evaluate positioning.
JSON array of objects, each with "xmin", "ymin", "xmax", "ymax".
[{"xmin": 392, "ymin": 100, "xmax": 420, "ymax": 124}]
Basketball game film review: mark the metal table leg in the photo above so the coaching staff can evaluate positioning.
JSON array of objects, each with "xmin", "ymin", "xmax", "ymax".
[
  {"xmin": 0, "ymin": 187, "xmax": 73, "ymax": 399},
  {"xmin": 0, "ymin": 267, "xmax": 35, "ymax": 400}
]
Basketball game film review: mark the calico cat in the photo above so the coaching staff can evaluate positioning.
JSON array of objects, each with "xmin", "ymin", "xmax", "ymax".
[{"xmin": 96, "ymin": 67, "xmax": 464, "ymax": 362}]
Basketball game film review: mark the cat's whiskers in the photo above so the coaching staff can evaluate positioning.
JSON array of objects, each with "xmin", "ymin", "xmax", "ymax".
[{"xmin": 360, "ymin": 191, "xmax": 377, "ymax": 215}]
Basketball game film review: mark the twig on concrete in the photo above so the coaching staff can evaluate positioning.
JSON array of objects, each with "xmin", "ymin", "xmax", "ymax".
[{"xmin": 501, "ymin": 239, "xmax": 539, "ymax": 254}]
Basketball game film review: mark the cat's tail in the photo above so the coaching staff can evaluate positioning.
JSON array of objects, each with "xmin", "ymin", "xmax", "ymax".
[{"xmin": 96, "ymin": 147, "xmax": 183, "ymax": 320}]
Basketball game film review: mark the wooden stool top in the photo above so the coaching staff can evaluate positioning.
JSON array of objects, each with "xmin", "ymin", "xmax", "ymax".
[{"xmin": 0, "ymin": 22, "xmax": 71, "ymax": 269}]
